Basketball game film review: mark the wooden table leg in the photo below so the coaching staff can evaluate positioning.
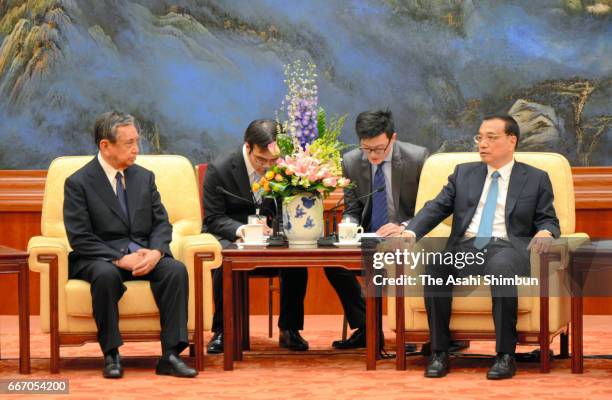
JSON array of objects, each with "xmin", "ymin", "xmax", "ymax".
[
  {"xmin": 571, "ymin": 294, "xmax": 583, "ymax": 373},
  {"xmin": 570, "ymin": 252, "xmax": 583, "ymax": 374},
  {"xmin": 365, "ymin": 256, "xmax": 377, "ymax": 370},
  {"xmin": 223, "ymin": 259, "xmax": 234, "ymax": 371},
  {"xmin": 234, "ymin": 271, "xmax": 243, "ymax": 361},
  {"xmin": 395, "ymin": 264, "xmax": 406, "ymax": 370},
  {"xmin": 539, "ymin": 253, "xmax": 550, "ymax": 373},
  {"xmin": 18, "ymin": 261, "xmax": 30, "ymax": 374}
]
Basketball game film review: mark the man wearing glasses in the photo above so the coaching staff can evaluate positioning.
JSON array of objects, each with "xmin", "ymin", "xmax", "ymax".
[
  {"xmin": 203, "ymin": 119, "xmax": 309, "ymax": 353},
  {"xmin": 402, "ymin": 115, "xmax": 559, "ymax": 379},
  {"xmin": 324, "ymin": 109, "xmax": 430, "ymax": 349}
]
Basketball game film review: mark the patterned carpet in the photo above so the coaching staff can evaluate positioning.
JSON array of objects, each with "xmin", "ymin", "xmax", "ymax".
[{"xmin": 1, "ymin": 315, "xmax": 612, "ymax": 399}]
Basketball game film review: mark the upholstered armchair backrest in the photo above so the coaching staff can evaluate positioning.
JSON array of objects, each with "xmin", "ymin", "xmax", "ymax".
[
  {"xmin": 415, "ymin": 152, "xmax": 575, "ymax": 236},
  {"xmin": 41, "ymin": 155, "xmax": 202, "ymax": 239}
]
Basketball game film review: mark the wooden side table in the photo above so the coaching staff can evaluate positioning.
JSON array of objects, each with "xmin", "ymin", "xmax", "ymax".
[
  {"xmin": 221, "ymin": 245, "xmax": 381, "ymax": 371},
  {"xmin": 570, "ymin": 240, "xmax": 612, "ymax": 374},
  {"xmin": 0, "ymin": 245, "xmax": 30, "ymax": 374}
]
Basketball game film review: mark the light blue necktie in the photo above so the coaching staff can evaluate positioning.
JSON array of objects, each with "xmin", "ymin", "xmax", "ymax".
[
  {"xmin": 370, "ymin": 162, "xmax": 388, "ymax": 232},
  {"xmin": 474, "ymin": 171, "xmax": 501, "ymax": 250}
]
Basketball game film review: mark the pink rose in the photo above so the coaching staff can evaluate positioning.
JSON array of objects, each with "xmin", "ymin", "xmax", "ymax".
[{"xmin": 338, "ymin": 177, "xmax": 350, "ymax": 188}]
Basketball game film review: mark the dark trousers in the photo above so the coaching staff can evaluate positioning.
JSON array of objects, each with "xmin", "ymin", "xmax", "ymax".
[
  {"xmin": 425, "ymin": 239, "xmax": 529, "ymax": 355},
  {"xmin": 212, "ymin": 266, "xmax": 308, "ymax": 332},
  {"xmin": 70, "ymin": 257, "xmax": 190, "ymax": 355},
  {"xmin": 324, "ymin": 267, "xmax": 366, "ymax": 329}
]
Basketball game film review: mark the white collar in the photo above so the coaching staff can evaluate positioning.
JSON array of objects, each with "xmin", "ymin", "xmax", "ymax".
[
  {"xmin": 242, "ymin": 144, "xmax": 258, "ymax": 178},
  {"xmin": 487, "ymin": 159, "xmax": 514, "ymax": 181},
  {"xmin": 97, "ymin": 152, "xmax": 124, "ymax": 181}
]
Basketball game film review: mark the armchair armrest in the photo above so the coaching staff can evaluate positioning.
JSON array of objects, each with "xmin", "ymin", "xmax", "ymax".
[{"xmin": 27, "ymin": 236, "xmax": 70, "ymax": 274}]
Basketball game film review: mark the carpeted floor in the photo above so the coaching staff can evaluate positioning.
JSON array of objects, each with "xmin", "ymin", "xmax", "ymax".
[{"xmin": 1, "ymin": 315, "xmax": 612, "ymax": 399}]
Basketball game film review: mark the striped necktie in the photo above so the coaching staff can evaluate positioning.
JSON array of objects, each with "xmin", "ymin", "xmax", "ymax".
[{"xmin": 370, "ymin": 162, "xmax": 388, "ymax": 232}]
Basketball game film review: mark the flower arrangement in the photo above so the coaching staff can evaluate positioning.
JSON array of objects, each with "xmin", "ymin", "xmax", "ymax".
[{"xmin": 252, "ymin": 60, "xmax": 352, "ymax": 199}]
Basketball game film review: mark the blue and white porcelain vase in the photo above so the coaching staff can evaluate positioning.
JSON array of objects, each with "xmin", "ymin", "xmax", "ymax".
[{"xmin": 282, "ymin": 192, "xmax": 323, "ymax": 248}]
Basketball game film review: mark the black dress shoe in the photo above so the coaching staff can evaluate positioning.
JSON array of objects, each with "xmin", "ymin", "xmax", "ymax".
[
  {"xmin": 103, "ymin": 353, "xmax": 123, "ymax": 379},
  {"xmin": 156, "ymin": 354, "xmax": 198, "ymax": 378},
  {"xmin": 487, "ymin": 353, "xmax": 516, "ymax": 380},
  {"xmin": 207, "ymin": 331, "xmax": 223, "ymax": 354},
  {"xmin": 332, "ymin": 327, "xmax": 365, "ymax": 349},
  {"xmin": 425, "ymin": 351, "xmax": 449, "ymax": 378},
  {"xmin": 279, "ymin": 329, "xmax": 309, "ymax": 351}
]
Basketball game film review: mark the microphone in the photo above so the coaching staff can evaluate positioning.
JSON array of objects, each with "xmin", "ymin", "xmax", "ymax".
[
  {"xmin": 216, "ymin": 186, "xmax": 256, "ymax": 206},
  {"xmin": 267, "ymin": 197, "xmax": 286, "ymax": 247},
  {"xmin": 317, "ymin": 186, "xmax": 384, "ymax": 246}
]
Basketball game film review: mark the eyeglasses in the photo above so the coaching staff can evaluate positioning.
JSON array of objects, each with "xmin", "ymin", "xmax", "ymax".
[
  {"xmin": 473, "ymin": 134, "xmax": 506, "ymax": 144},
  {"xmin": 360, "ymin": 138, "xmax": 392, "ymax": 155},
  {"xmin": 254, "ymin": 155, "xmax": 277, "ymax": 166}
]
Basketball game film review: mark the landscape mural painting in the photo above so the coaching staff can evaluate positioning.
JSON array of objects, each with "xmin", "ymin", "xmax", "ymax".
[{"xmin": 0, "ymin": 0, "xmax": 610, "ymax": 169}]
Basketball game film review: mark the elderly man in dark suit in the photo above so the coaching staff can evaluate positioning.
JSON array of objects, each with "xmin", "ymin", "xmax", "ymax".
[
  {"xmin": 325, "ymin": 109, "xmax": 430, "ymax": 348},
  {"xmin": 403, "ymin": 115, "xmax": 560, "ymax": 379},
  {"xmin": 203, "ymin": 119, "xmax": 309, "ymax": 354},
  {"xmin": 63, "ymin": 111, "xmax": 196, "ymax": 378}
]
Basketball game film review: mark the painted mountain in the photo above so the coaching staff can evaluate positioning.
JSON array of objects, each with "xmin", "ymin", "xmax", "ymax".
[{"xmin": 0, "ymin": 0, "xmax": 610, "ymax": 168}]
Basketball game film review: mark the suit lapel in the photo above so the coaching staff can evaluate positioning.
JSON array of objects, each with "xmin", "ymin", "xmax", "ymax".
[
  {"xmin": 124, "ymin": 166, "xmax": 142, "ymax": 227},
  {"xmin": 391, "ymin": 143, "xmax": 403, "ymax": 216},
  {"xmin": 460, "ymin": 163, "xmax": 487, "ymax": 233},
  {"xmin": 231, "ymin": 149, "xmax": 255, "ymax": 205},
  {"xmin": 360, "ymin": 153, "xmax": 373, "ymax": 222},
  {"xmin": 505, "ymin": 162, "xmax": 527, "ymax": 222},
  {"xmin": 87, "ymin": 158, "xmax": 130, "ymax": 227}
]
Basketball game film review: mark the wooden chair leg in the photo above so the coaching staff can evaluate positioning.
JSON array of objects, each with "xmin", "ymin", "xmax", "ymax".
[
  {"xmin": 268, "ymin": 278, "xmax": 274, "ymax": 338},
  {"xmin": 342, "ymin": 315, "xmax": 348, "ymax": 341}
]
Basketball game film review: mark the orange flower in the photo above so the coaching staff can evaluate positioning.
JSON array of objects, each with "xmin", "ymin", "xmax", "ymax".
[
  {"xmin": 274, "ymin": 174, "xmax": 284, "ymax": 182},
  {"xmin": 265, "ymin": 170, "xmax": 275, "ymax": 180},
  {"xmin": 252, "ymin": 182, "xmax": 261, "ymax": 192}
]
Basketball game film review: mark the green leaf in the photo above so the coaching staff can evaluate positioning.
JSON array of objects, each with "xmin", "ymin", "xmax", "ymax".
[
  {"xmin": 276, "ymin": 133, "xmax": 294, "ymax": 155},
  {"xmin": 317, "ymin": 107, "xmax": 326, "ymax": 139}
]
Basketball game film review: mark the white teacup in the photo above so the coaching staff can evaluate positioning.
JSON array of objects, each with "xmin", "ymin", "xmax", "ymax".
[
  {"xmin": 337, "ymin": 221, "xmax": 364, "ymax": 243},
  {"xmin": 243, "ymin": 224, "xmax": 265, "ymax": 243}
]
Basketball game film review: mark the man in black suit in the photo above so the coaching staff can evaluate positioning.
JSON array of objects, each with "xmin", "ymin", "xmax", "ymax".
[
  {"xmin": 325, "ymin": 109, "xmax": 429, "ymax": 348},
  {"xmin": 403, "ymin": 115, "xmax": 560, "ymax": 379},
  {"xmin": 63, "ymin": 111, "xmax": 196, "ymax": 378},
  {"xmin": 203, "ymin": 119, "xmax": 309, "ymax": 353}
]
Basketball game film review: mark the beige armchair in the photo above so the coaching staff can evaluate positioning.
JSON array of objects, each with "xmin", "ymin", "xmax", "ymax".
[
  {"xmin": 27, "ymin": 155, "xmax": 222, "ymax": 373},
  {"xmin": 388, "ymin": 152, "xmax": 589, "ymax": 372}
]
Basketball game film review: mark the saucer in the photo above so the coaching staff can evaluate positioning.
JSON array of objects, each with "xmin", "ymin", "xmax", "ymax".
[
  {"xmin": 333, "ymin": 241, "xmax": 361, "ymax": 248},
  {"xmin": 238, "ymin": 241, "xmax": 268, "ymax": 249}
]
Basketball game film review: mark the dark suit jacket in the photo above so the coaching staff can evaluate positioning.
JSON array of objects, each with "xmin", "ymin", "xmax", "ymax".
[
  {"xmin": 63, "ymin": 157, "xmax": 173, "ymax": 276},
  {"xmin": 202, "ymin": 148, "xmax": 275, "ymax": 245},
  {"xmin": 407, "ymin": 161, "xmax": 561, "ymax": 257},
  {"xmin": 342, "ymin": 140, "xmax": 429, "ymax": 230}
]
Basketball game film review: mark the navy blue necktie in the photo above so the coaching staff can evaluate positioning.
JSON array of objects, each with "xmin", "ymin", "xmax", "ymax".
[
  {"xmin": 370, "ymin": 162, "xmax": 388, "ymax": 232},
  {"xmin": 115, "ymin": 172, "xmax": 129, "ymax": 220},
  {"xmin": 474, "ymin": 171, "xmax": 501, "ymax": 249}
]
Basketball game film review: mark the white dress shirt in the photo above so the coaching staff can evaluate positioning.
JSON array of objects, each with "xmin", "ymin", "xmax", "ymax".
[
  {"xmin": 97, "ymin": 152, "xmax": 125, "ymax": 195},
  {"xmin": 465, "ymin": 160, "xmax": 515, "ymax": 239},
  {"xmin": 236, "ymin": 144, "xmax": 261, "ymax": 238}
]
